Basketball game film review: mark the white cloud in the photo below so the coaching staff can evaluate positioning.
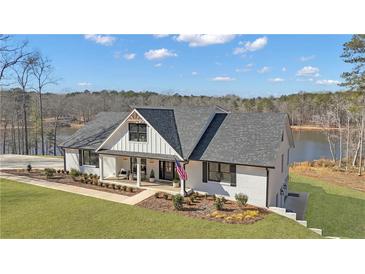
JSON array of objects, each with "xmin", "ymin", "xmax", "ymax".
[
  {"xmin": 296, "ymin": 66, "xmax": 320, "ymax": 77},
  {"xmin": 84, "ymin": 34, "xmax": 116, "ymax": 46},
  {"xmin": 316, "ymin": 79, "xmax": 340, "ymax": 85},
  {"xmin": 123, "ymin": 53, "xmax": 136, "ymax": 60},
  {"xmin": 236, "ymin": 63, "xmax": 254, "ymax": 72},
  {"xmin": 78, "ymin": 82, "xmax": 92, "ymax": 86},
  {"xmin": 282, "ymin": 67, "xmax": 287, "ymax": 72},
  {"xmin": 300, "ymin": 55, "xmax": 315, "ymax": 62},
  {"xmin": 154, "ymin": 63, "xmax": 162, "ymax": 68},
  {"xmin": 233, "ymin": 36, "xmax": 268, "ymax": 55},
  {"xmin": 269, "ymin": 78, "xmax": 284, "ymax": 83},
  {"xmin": 175, "ymin": 34, "xmax": 236, "ymax": 47},
  {"xmin": 153, "ymin": 34, "xmax": 170, "ymax": 38},
  {"xmin": 192, "ymin": 71, "xmax": 198, "ymax": 76},
  {"xmin": 257, "ymin": 66, "xmax": 270, "ymax": 73},
  {"xmin": 212, "ymin": 76, "xmax": 235, "ymax": 81},
  {"xmin": 144, "ymin": 48, "xmax": 177, "ymax": 60}
]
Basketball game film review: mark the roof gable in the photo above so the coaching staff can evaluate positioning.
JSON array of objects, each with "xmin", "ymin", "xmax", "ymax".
[{"xmin": 135, "ymin": 108, "xmax": 183, "ymax": 157}]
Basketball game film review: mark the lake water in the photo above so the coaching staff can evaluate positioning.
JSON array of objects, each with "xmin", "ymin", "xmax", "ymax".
[
  {"xmin": 290, "ymin": 130, "xmax": 337, "ymax": 163},
  {"xmin": 1, "ymin": 127, "xmax": 336, "ymax": 163}
]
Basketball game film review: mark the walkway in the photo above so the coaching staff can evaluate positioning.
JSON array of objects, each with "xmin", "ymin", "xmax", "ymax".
[
  {"xmin": 0, "ymin": 154, "xmax": 64, "ymax": 170},
  {"xmin": 0, "ymin": 172, "xmax": 156, "ymax": 206}
]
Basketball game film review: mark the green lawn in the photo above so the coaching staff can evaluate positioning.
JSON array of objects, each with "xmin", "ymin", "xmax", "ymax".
[
  {"xmin": 289, "ymin": 174, "xmax": 365, "ymax": 239},
  {"xmin": 0, "ymin": 179, "xmax": 319, "ymax": 239}
]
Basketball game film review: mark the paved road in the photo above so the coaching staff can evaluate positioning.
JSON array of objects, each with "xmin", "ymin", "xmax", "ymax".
[{"xmin": 0, "ymin": 154, "xmax": 64, "ymax": 170}]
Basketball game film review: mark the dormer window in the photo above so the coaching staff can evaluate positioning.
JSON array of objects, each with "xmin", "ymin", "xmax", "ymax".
[{"xmin": 129, "ymin": 123, "xmax": 147, "ymax": 142}]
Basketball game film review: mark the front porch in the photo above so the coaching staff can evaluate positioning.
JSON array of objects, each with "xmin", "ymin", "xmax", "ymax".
[{"xmin": 98, "ymin": 150, "xmax": 186, "ymax": 195}]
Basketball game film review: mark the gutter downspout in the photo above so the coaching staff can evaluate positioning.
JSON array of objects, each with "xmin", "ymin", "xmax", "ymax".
[{"xmin": 266, "ymin": 168, "xmax": 269, "ymax": 207}]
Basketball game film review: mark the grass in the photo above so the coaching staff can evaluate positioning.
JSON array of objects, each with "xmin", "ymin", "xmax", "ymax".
[
  {"xmin": 289, "ymin": 173, "xmax": 365, "ymax": 239},
  {"xmin": 0, "ymin": 179, "xmax": 319, "ymax": 239}
]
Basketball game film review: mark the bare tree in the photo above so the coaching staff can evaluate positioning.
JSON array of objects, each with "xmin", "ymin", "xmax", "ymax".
[
  {"xmin": 0, "ymin": 35, "xmax": 29, "ymax": 83},
  {"xmin": 13, "ymin": 55, "xmax": 36, "ymax": 154},
  {"xmin": 30, "ymin": 52, "xmax": 57, "ymax": 155}
]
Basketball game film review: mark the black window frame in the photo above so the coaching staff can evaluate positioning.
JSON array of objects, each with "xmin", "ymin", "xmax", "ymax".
[
  {"xmin": 129, "ymin": 123, "xmax": 147, "ymax": 142},
  {"xmin": 281, "ymin": 154, "xmax": 284, "ymax": 173},
  {"xmin": 207, "ymin": 162, "xmax": 233, "ymax": 184},
  {"xmin": 81, "ymin": 149, "xmax": 99, "ymax": 167}
]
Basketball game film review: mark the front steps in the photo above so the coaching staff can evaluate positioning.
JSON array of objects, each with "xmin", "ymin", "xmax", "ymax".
[{"xmin": 269, "ymin": 206, "xmax": 322, "ymax": 235}]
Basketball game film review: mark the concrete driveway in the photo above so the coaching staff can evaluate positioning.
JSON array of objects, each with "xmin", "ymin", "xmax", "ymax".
[{"xmin": 0, "ymin": 154, "xmax": 64, "ymax": 170}]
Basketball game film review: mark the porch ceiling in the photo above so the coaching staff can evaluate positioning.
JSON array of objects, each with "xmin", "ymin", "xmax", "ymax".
[{"xmin": 97, "ymin": 149, "xmax": 177, "ymax": 161}]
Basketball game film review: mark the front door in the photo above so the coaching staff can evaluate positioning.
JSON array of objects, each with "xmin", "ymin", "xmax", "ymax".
[
  {"xmin": 159, "ymin": 161, "xmax": 175, "ymax": 181},
  {"xmin": 130, "ymin": 157, "xmax": 147, "ymax": 180}
]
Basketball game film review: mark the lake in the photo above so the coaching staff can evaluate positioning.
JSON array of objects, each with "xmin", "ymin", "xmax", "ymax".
[
  {"xmin": 1, "ymin": 127, "xmax": 335, "ymax": 163},
  {"xmin": 290, "ymin": 130, "xmax": 337, "ymax": 163}
]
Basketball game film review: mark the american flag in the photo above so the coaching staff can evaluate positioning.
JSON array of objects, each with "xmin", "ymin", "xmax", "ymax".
[{"xmin": 175, "ymin": 160, "xmax": 188, "ymax": 180}]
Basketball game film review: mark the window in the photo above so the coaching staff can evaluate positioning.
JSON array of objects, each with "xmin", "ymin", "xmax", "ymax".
[
  {"xmin": 281, "ymin": 131, "xmax": 284, "ymax": 142},
  {"xmin": 281, "ymin": 154, "xmax": 284, "ymax": 173},
  {"xmin": 208, "ymin": 162, "xmax": 232, "ymax": 184},
  {"xmin": 81, "ymin": 150, "xmax": 99, "ymax": 167},
  {"xmin": 287, "ymin": 149, "xmax": 290, "ymax": 165},
  {"xmin": 129, "ymin": 123, "xmax": 147, "ymax": 142}
]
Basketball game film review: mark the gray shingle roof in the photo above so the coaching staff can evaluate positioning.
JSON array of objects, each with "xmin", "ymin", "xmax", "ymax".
[
  {"xmin": 60, "ymin": 107, "xmax": 292, "ymax": 167},
  {"xmin": 189, "ymin": 112, "xmax": 289, "ymax": 167},
  {"xmin": 136, "ymin": 108, "xmax": 183, "ymax": 156},
  {"xmin": 59, "ymin": 112, "xmax": 129, "ymax": 150},
  {"xmin": 135, "ymin": 106, "xmax": 219, "ymax": 159}
]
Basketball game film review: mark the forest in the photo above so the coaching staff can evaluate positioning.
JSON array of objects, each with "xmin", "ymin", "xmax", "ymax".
[{"xmin": 1, "ymin": 35, "xmax": 364, "ymax": 174}]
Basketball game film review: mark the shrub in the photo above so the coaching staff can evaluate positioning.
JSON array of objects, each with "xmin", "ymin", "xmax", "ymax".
[
  {"xmin": 61, "ymin": 169, "xmax": 65, "ymax": 174},
  {"xmin": 80, "ymin": 178, "xmax": 85, "ymax": 184},
  {"xmin": 235, "ymin": 193, "xmax": 248, "ymax": 208},
  {"xmin": 126, "ymin": 187, "xmax": 131, "ymax": 192},
  {"xmin": 66, "ymin": 170, "xmax": 69, "ymax": 175},
  {"xmin": 70, "ymin": 168, "xmax": 80, "ymax": 177},
  {"xmin": 150, "ymin": 169, "xmax": 155, "ymax": 179},
  {"xmin": 57, "ymin": 169, "xmax": 61, "ymax": 174},
  {"xmin": 221, "ymin": 197, "xmax": 227, "ymax": 204},
  {"xmin": 26, "ymin": 164, "xmax": 32, "ymax": 172},
  {"xmin": 214, "ymin": 197, "xmax": 224, "ymax": 210},
  {"xmin": 44, "ymin": 168, "xmax": 56, "ymax": 178},
  {"xmin": 154, "ymin": 192, "xmax": 160, "ymax": 198},
  {"xmin": 121, "ymin": 185, "xmax": 127, "ymax": 191},
  {"xmin": 172, "ymin": 194, "xmax": 184, "ymax": 210},
  {"xmin": 83, "ymin": 173, "xmax": 89, "ymax": 179},
  {"xmin": 163, "ymin": 193, "xmax": 169, "ymax": 200}
]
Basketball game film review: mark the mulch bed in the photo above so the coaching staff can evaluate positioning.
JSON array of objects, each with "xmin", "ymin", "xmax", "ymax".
[
  {"xmin": 2, "ymin": 169, "xmax": 143, "ymax": 197},
  {"xmin": 138, "ymin": 192, "xmax": 269, "ymax": 225}
]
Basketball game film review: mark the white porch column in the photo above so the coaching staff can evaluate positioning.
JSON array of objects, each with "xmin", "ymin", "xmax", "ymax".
[
  {"xmin": 180, "ymin": 179, "xmax": 185, "ymax": 196},
  {"xmin": 136, "ymin": 157, "xmax": 141, "ymax": 187},
  {"xmin": 99, "ymin": 155, "xmax": 104, "ymax": 180}
]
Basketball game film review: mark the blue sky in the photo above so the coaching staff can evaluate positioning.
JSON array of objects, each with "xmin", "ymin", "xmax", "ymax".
[{"xmin": 13, "ymin": 34, "xmax": 352, "ymax": 97}]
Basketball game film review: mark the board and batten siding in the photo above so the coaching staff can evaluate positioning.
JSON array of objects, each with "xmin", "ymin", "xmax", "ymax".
[
  {"xmin": 185, "ymin": 160, "xmax": 267, "ymax": 207},
  {"xmin": 100, "ymin": 120, "xmax": 179, "ymax": 157},
  {"xmin": 65, "ymin": 148, "xmax": 100, "ymax": 175}
]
